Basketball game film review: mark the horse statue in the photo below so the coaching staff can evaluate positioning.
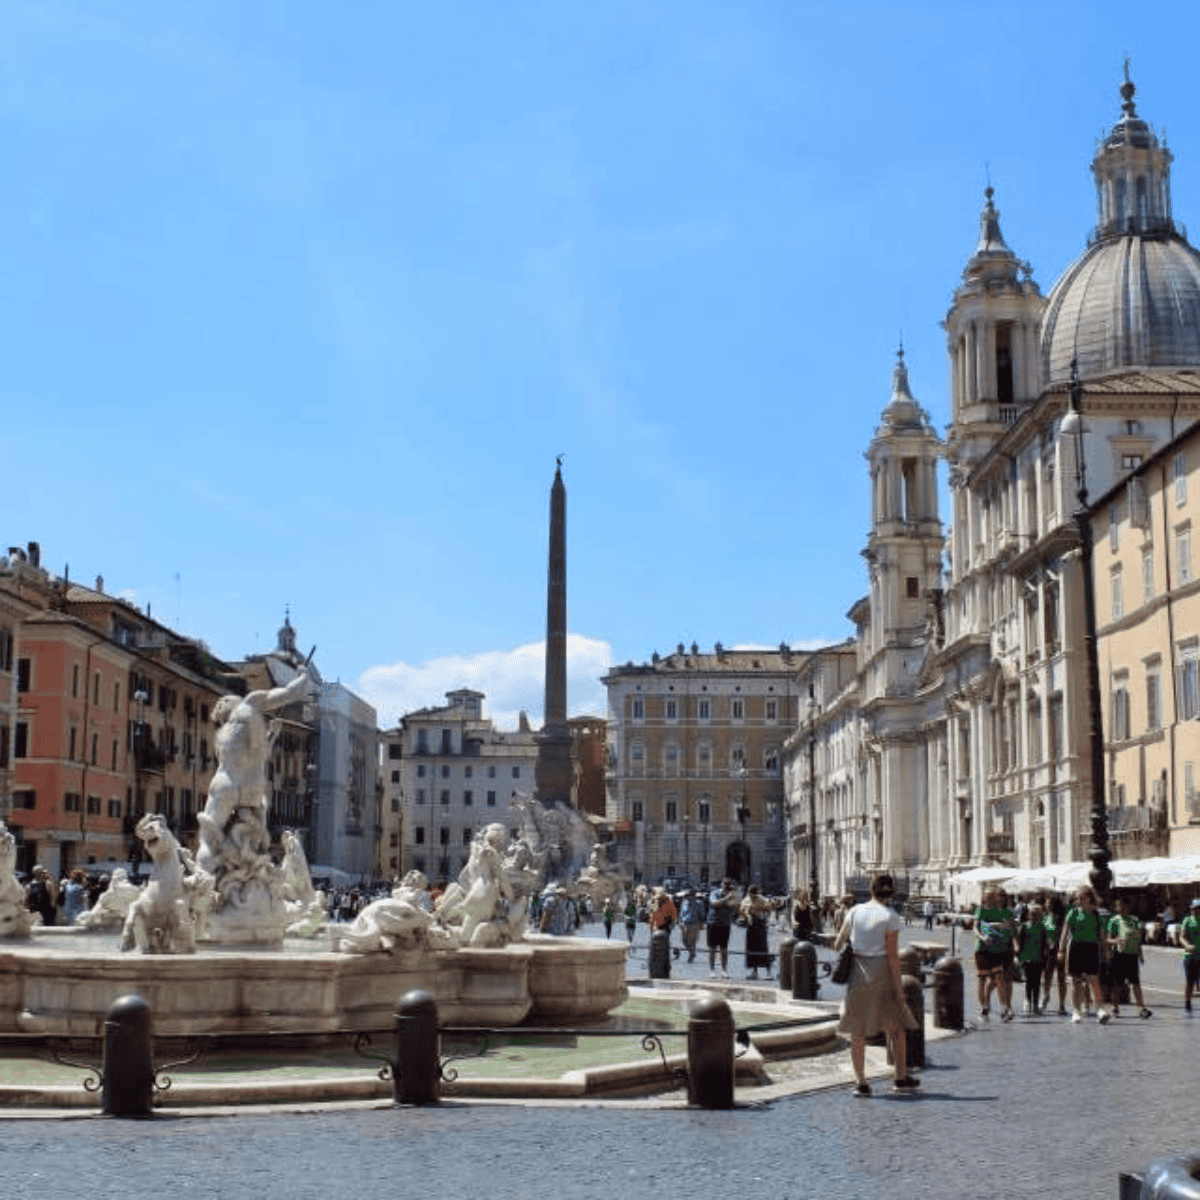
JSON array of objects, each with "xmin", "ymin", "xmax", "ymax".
[{"xmin": 120, "ymin": 814, "xmax": 214, "ymax": 954}]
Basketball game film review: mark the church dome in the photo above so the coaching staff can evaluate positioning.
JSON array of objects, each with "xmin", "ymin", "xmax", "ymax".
[{"xmin": 1040, "ymin": 68, "xmax": 1200, "ymax": 385}]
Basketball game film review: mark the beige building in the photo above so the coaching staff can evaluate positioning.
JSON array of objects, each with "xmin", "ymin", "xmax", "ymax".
[
  {"xmin": 385, "ymin": 690, "xmax": 537, "ymax": 883},
  {"xmin": 1093, "ymin": 426, "xmax": 1200, "ymax": 856},
  {"xmin": 604, "ymin": 643, "xmax": 809, "ymax": 890}
]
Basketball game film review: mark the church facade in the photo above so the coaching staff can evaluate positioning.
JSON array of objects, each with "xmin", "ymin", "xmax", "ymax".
[{"xmin": 783, "ymin": 72, "xmax": 1200, "ymax": 899}]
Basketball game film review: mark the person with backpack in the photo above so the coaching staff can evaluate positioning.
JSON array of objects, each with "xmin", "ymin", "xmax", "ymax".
[
  {"xmin": 1058, "ymin": 886, "xmax": 1112, "ymax": 1024},
  {"xmin": 1105, "ymin": 895, "xmax": 1151, "ymax": 1019},
  {"xmin": 26, "ymin": 867, "xmax": 56, "ymax": 927}
]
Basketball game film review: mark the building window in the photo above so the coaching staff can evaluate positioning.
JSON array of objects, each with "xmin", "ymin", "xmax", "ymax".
[
  {"xmin": 512, "ymin": 766, "xmax": 520, "ymax": 779},
  {"xmin": 391, "ymin": 798, "xmax": 400, "ymax": 813},
  {"xmin": 90, "ymin": 733, "xmax": 98, "ymax": 766},
  {"xmin": 631, "ymin": 697, "xmax": 644, "ymax": 721},
  {"xmin": 414, "ymin": 826, "xmax": 425, "ymax": 845},
  {"xmin": 69, "ymin": 727, "xmax": 77, "ymax": 761},
  {"xmin": 1178, "ymin": 640, "xmax": 1200, "ymax": 721},
  {"xmin": 1048, "ymin": 696, "xmax": 1064, "ymax": 762},
  {"xmin": 417, "ymin": 764, "xmax": 426, "ymax": 778},
  {"xmin": 1110, "ymin": 567, "xmax": 1124, "ymax": 621},
  {"xmin": 764, "ymin": 748, "xmax": 779, "ymax": 775},
  {"xmin": 416, "ymin": 788, "xmax": 426, "ymax": 804},
  {"xmin": 440, "ymin": 790, "xmax": 450, "ymax": 806},
  {"xmin": 64, "ymin": 792, "xmax": 81, "ymax": 813},
  {"xmin": 906, "ymin": 575, "xmax": 920, "ymax": 598},
  {"xmin": 731, "ymin": 698, "xmax": 745, "ymax": 720},
  {"xmin": 108, "ymin": 799, "xmax": 121, "ymax": 818},
  {"xmin": 630, "ymin": 742, "xmax": 644, "ymax": 773},
  {"xmin": 1110, "ymin": 672, "xmax": 1131, "ymax": 741},
  {"xmin": 632, "ymin": 801, "xmax": 644, "ymax": 822},
  {"xmin": 697, "ymin": 743, "xmax": 711, "ymax": 776},
  {"xmin": 1109, "ymin": 504, "xmax": 1120, "ymax": 552},
  {"xmin": 1121, "ymin": 453, "xmax": 1143, "ymax": 470},
  {"xmin": 487, "ymin": 790, "xmax": 497, "ymax": 807},
  {"xmin": 766, "ymin": 699, "xmax": 778, "ymax": 721},
  {"xmin": 664, "ymin": 743, "xmax": 679, "ymax": 777},
  {"xmin": 462, "ymin": 828, "xmax": 473, "ymax": 846},
  {"xmin": 1142, "ymin": 547, "xmax": 1155, "ymax": 604},
  {"xmin": 388, "ymin": 743, "xmax": 402, "ymax": 760},
  {"xmin": 441, "ymin": 765, "xmax": 450, "ymax": 778},
  {"xmin": 487, "ymin": 765, "xmax": 496, "ymax": 779},
  {"xmin": 441, "ymin": 729, "xmax": 452, "ymax": 754},
  {"xmin": 87, "ymin": 795, "xmax": 101, "ymax": 815},
  {"xmin": 0, "ymin": 629, "xmax": 11, "ymax": 673},
  {"xmin": 698, "ymin": 699, "xmax": 711, "ymax": 721},
  {"xmin": 1175, "ymin": 452, "xmax": 1188, "ymax": 507},
  {"xmin": 665, "ymin": 800, "xmax": 677, "ymax": 822},
  {"xmin": 464, "ymin": 766, "xmax": 472, "ymax": 779},
  {"xmin": 416, "ymin": 731, "xmax": 428, "ymax": 754},
  {"xmin": 17, "ymin": 658, "xmax": 30, "ymax": 693},
  {"xmin": 665, "ymin": 699, "xmax": 677, "ymax": 721},
  {"xmin": 111, "ymin": 740, "xmax": 118, "ymax": 770},
  {"xmin": 1177, "ymin": 524, "xmax": 1193, "ymax": 584},
  {"xmin": 72, "ymin": 664, "xmax": 79, "ymax": 698},
  {"xmin": 439, "ymin": 827, "xmax": 450, "ymax": 846},
  {"xmin": 1146, "ymin": 660, "xmax": 1162, "ymax": 731},
  {"xmin": 1027, "ymin": 702, "xmax": 1043, "ymax": 764},
  {"xmin": 464, "ymin": 790, "xmax": 473, "ymax": 806},
  {"xmin": 391, "ymin": 770, "xmax": 400, "ymax": 783},
  {"xmin": 698, "ymin": 800, "xmax": 711, "ymax": 823}
]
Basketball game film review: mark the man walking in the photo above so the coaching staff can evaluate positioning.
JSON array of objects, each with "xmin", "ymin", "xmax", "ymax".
[
  {"xmin": 1182, "ymin": 899, "xmax": 1200, "ymax": 1013},
  {"xmin": 679, "ymin": 890, "xmax": 703, "ymax": 963},
  {"xmin": 706, "ymin": 878, "xmax": 739, "ymax": 978}
]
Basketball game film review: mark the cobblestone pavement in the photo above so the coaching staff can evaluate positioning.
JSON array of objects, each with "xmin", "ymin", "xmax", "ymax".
[{"xmin": 3, "ymin": 919, "xmax": 1196, "ymax": 1200}]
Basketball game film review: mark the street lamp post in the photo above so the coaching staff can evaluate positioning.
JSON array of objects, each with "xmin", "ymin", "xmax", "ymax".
[
  {"xmin": 735, "ymin": 766, "xmax": 750, "ymax": 886},
  {"xmin": 682, "ymin": 813, "xmax": 690, "ymax": 883},
  {"xmin": 807, "ymin": 686, "xmax": 820, "ymax": 912},
  {"xmin": 1061, "ymin": 358, "xmax": 1112, "ymax": 905}
]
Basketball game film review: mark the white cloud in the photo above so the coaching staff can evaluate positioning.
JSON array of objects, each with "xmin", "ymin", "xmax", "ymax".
[{"xmin": 357, "ymin": 634, "xmax": 613, "ymax": 731}]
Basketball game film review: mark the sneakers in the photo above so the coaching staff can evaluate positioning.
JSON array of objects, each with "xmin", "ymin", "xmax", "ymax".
[
  {"xmin": 1058, "ymin": 1006, "xmax": 1069, "ymax": 1016},
  {"xmin": 1071, "ymin": 1009, "xmax": 1083, "ymax": 1023},
  {"xmin": 1097, "ymin": 1008, "xmax": 1111, "ymax": 1025},
  {"xmin": 1139, "ymin": 1008, "xmax": 1153, "ymax": 1019},
  {"xmin": 893, "ymin": 1077, "xmax": 921, "ymax": 1092},
  {"xmin": 1000, "ymin": 1007, "xmax": 1015, "ymax": 1022},
  {"xmin": 853, "ymin": 1082, "xmax": 872, "ymax": 1097},
  {"xmin": 979, "ymin": 1008, "xmax": 990, "ymax": 1021}
]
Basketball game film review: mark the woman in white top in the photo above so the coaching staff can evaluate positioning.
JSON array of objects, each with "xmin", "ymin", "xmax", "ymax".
[{"xmin": 831, "ymin": 873, "xmax": 919, "ymax": 1096}]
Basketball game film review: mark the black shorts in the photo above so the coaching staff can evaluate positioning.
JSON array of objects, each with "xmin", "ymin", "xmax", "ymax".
[
  {"xmin": 1067, "ymin": 941, "xmax": 1100, "ymax": 978},
  {"xmin": 707, "ymin": 924, "xmax": 731, "ymax": 950},
  {"xmin": 1184, "ymin": 958, "xmax": 1200, "ymax": 988},
  {"xmin": 975, "ymin": 948, "xmax": 1010, "ymax": 974},
  {"xmin": 1108, "ymin": 951, "xmax": 1141, "ymax": 990}
]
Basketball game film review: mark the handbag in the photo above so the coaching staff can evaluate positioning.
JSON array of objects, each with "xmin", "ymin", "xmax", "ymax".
[
  {"xmin": 832, "ymin": 941, "xmax": 854, "ymax": 984},
  {"xmin": 831, "ymin": 909, "xmax": 855, "ymax": 985}
]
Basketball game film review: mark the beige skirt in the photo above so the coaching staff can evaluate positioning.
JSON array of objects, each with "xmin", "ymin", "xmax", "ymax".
[{"xmin": 837, "ymin": 953, "xmax": 918, "ymax": 1038}]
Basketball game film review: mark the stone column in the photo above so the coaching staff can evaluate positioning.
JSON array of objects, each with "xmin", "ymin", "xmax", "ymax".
[{"xmin": 966, "ymin": 323, "xmax": 977, "ymax": 403}]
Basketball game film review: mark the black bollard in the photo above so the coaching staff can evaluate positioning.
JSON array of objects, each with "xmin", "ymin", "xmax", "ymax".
[
  {"xmin": 102, "ymin": 993, "xmax": 155, "ymax": 1117},
  {"xmin": 792, "ymin": 940, "xmax": 818, "ymax": 1000},
  {"xmin": 777, "ymin": 937, "xmax": 796, "ymax": 992},
  {"xmin": 902, "ymin": 973, "xmax": 925, "ymax": 1069},
  {"xmin": 687, "ymin": 992, "xmax": 735, "ymax": 1109},
  {"xmin": 649, "ymin": 927, "xmax": 671, "ymax": 979},
  {"xmin": 393, "ymin": 989, "xmax": 440, "ymax": 1105},
  {"xmin": 932, "ymin": 955, "xmax": 964, "ymax": 1030}
]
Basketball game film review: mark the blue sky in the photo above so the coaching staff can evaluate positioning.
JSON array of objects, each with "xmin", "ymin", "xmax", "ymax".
[{"xmin": 7, "ymin": 1, "xmax": 1199, "ymax": 729}]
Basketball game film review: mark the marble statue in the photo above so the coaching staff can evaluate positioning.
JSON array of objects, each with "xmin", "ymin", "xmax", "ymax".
[
  {"xmin": 436, "ymin": 823, "xmax": 531, "ymax": 948},
  {"xmin": 0, "ymin": 820, "xmax": 33, "ymax": 938},
  {"xmin": 197, "ymin": 669, "xmax": 313, "ymax": 943},
  {"xmin": 329, "ymin": 870, "xmax": 440, "ymax": 953},
  {"xmin": 75, "ymin": 867, "xmax": 141, "ymax": 931},
  {"xmin": 573, "ymin": 842, "xmax": 631, "ymax": 910},
  {"xmin": 280, "ymin": 829, "xmax": 328, "ymax": 937},
  {"xmin": 509, "ymin": 790, "xmax": 598, "ymax": 887},
  {"xmin": 120, "ymin": 814, "xmax": 215, "ymax": 954}
]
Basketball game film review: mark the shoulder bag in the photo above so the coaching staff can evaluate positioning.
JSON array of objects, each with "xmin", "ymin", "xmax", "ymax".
[{"xmin": 831, "ymin": 909, "xmax": 855, "ymax": 985}]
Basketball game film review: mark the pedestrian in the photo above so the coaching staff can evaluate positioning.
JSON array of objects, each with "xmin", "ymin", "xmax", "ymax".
[
  {"xmin": 923, "ymin": 898, "xmax": 934, "ymax": 931},
  {"xmin": 62, "ymin": 869, "xmax": 87, "ymax": 925},
  {"xmin": 678, "ymin": 890, "xmax": 703, "ymax": 963},
  {"xmin": 1105, "ymin": 895, "xmax": 1151, "ymax": 1019},
  {"xmin": 1058, "ymin": 886, "xmax": 1112, "ymax": 1024},
  {"xmin": 26, "ymin": 867, "xmax": 56, "ymax": 927},
  {"xmin": 624, "ymin": 896, "xmax": 637, "ymax": 943},
  {"xmin": 792, "ymin": 889, "xmax": 813, "ymax": 941},
  {"xmin": 974, "ymin": 886, "xmax": 1018, "ymax": 1021},
  {"xmin": 1181, "ymin": 898, "xmax": 1200, "ymax": 1013},
  {"xmin": 648, "ymin": 888, "xmax": 676, "ymax": 938},
  {"xmin": 833, "ymin": 873, "xmax": 920, "ymax": 1096},
  {"xmin": 740, "ymin": 885, "xmax": 773, "ymax": 980},
  {"xmin": 602, "ymin": 898, "xmax": 614, "ymax": 939},
  {"xmin": 706, "ymin": 877, "xmax": 738, "ymax": 978},
  {"xmin": 1017, "ymin": 902, "xmax": 1046, "ymax": 1015},
  {"xmin": 1042, "ymin": 894, "xmax": 1069, "ymax": 1015}
]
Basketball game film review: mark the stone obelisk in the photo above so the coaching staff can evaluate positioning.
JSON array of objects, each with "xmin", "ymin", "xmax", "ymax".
[{"xmin": 535, "ymin": 458, "xmax": 574, "ymax": 805}]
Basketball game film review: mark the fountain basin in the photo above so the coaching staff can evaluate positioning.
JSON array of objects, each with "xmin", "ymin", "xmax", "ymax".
[{"xmin": 0, "ymin": 932, "xmax": 629, "ymax": 1040}]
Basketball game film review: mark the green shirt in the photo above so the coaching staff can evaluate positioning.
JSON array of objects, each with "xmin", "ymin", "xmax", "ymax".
[
  {"xmin": 1107, "ymin": 913, "xmax": 1142, "ymax": 955},
  {"xmin": 1065, "ymin": 906, "xmax": 1101, "ymax": 944},
  {"xmin": 975, "ymin": 905, "xmax": 1015, "ymax": 953},
  {"xmin": 1018, "ymin": 919, "xmax": 1046, "ymax": 963},
  {"xmin": 1182, "ymin": 913, "xmax": 1200, "ymax": 961}
]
